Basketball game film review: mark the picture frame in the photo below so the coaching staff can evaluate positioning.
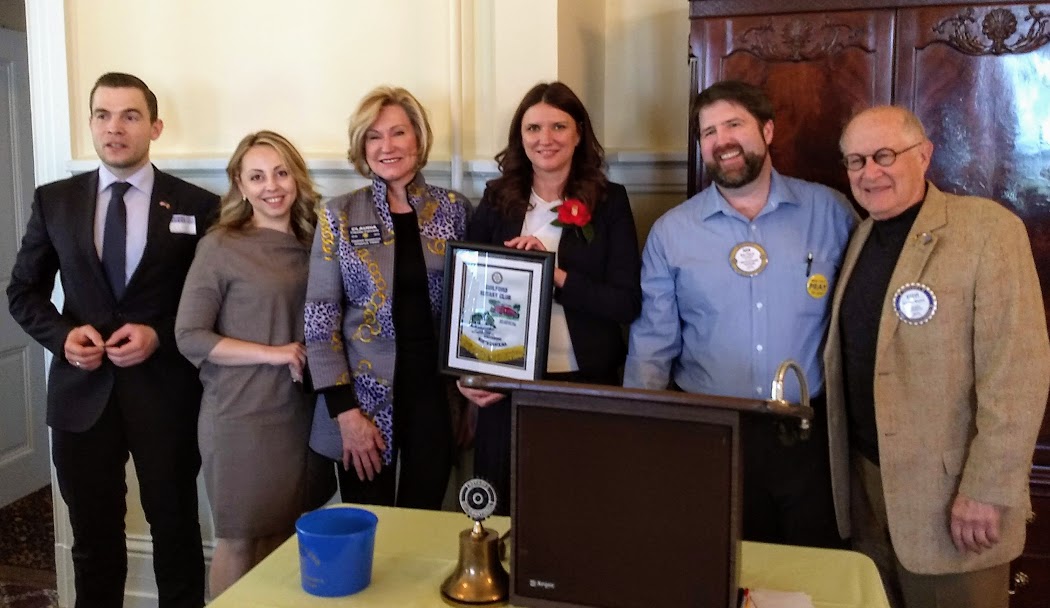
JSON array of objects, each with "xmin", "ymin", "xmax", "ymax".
[{"xmin": 439, "ymin": 241, "xmax": 555, "ymax": 380}]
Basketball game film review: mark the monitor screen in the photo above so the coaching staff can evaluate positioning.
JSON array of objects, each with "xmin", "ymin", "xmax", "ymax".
[{"xmin": 512, "ymin": 398, "xmax": 739, "ymax": 608}]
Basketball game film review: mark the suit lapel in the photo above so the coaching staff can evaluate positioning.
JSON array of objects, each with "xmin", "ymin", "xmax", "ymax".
[
  {"xmin": 557, "ymin": 222, "xmax": 574, "ymax": 258},
  {"xmin": 502, "ymin": 209, "xmax": 525, "ymax": 243},
  {"xmin": 126, "ymin": 167, "xmax": 175, "ymax": 294},
  {"xmin": 75, "ymin": 170, "xmax": 113, "ymax": 294},
  {"xmin": 875, "ymin": 182, "xmax": 948, "ymax": 367}
]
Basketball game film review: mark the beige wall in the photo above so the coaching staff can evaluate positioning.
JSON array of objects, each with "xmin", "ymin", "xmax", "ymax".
[
  {"xmin": 66, "ymin": 1, "xmax": 457, "ymax": 159},
  {"xmin": 65, "ymin": 0, "xmax": 690, "ymax": 162},
  {"xmin": 604, "ymin": 0, "xmax": 689, "ymax": 153}
]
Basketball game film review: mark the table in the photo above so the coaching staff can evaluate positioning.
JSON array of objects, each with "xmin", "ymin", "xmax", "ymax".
[{"xmin": 210, "ymin": 506, "xmax": 890, "ymax": 607}]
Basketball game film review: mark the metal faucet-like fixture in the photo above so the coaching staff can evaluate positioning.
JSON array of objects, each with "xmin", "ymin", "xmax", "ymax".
[{"xmin": 770, "ymin": 359, "xmax": 810, "ymax": 433}]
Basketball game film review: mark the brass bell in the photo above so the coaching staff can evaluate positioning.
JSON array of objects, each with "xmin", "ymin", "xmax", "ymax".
[{"xmin": 441, "ymin": 520, "xmax": 509, "ymax": 604}]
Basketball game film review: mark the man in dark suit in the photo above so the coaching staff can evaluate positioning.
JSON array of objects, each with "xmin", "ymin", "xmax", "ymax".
[{"xmin": 7, "ymin": 72, "xmax": 218, "ymax": 608}]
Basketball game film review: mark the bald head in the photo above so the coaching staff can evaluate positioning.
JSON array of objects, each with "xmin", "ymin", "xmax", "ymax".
[
  {"xmin": 839, "ymin": 105, "xmax": 933, "ymax": 220},
  {"xmin": 840, "ymin": 106, "xmax": 926, "ymax": 150}
]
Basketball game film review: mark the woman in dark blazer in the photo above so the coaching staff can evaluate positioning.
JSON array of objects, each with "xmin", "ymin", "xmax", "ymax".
[{"xmin": 460, "ymin": 81, "xmax": 642, "ymax": 514}]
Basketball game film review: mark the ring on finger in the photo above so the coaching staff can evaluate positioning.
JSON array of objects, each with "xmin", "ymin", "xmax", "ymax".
[{"xmin": 73, "ymin": 360, "xmax": 82, "ymax": 368}]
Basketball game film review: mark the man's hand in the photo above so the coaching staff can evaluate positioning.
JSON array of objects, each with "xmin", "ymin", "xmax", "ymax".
[
  {"xmin": 105, "ymin": 323, "xmax": 159, "ymax": 367},
  {"xmin": 336, "ymin": 409, "xmax": 387, "ymax": 481},
  {"xmin": 950, "ymin": 493, "xmax": 1004, "ymax": 554},
  {"xmin": 64, "ymin": 325, "xmax": 105, "ymax": 371}
]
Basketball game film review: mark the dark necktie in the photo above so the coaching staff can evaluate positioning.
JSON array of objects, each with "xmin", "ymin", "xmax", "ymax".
[{"xmin": 102, "ymin": 181, "xmax": 131, "ymax": 300}]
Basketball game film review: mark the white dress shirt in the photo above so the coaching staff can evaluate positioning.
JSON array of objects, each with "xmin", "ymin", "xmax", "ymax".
[
  {"xmin": 94, "ymin": 163, "xmax": 154, "ymax": 287},
  {"xmin": 522, "ymin": 190, "xmax": 579, "ymax": 373}
]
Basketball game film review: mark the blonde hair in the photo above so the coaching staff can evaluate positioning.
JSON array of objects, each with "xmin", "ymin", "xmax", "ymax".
[
  {"xmin": 346, "ymin": 86, "xmax": 433, "ymax": 178},
  {"xmin": 217, "ymin": 130, "xmax": 320, "ymax": 245}
]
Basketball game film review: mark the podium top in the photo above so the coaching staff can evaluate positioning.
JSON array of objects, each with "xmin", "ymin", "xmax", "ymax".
[{"xmin": 459, "ymin": 375, "xmax": 813, "ymax": 421}]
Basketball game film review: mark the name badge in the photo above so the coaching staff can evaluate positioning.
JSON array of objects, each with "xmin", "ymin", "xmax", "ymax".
[
  {"xmin": 169, "ymin": 214, "xmax": 197, "ymax": 235},
  {"xmin": 893, "ymin": 282, "xmax": 937, "ymax": 325},
  {"xmin": 729, "ymin": 242, "xmax": 768, "ymax": 277},
  {"xmin": 349, "ymin": 224, "xmax": 382, "ymax": 247}
]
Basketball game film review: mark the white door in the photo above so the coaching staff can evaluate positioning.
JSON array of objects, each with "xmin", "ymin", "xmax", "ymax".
[{"xmin": 0, "ymin": 27, "xmax": 47, "ymax": 509}]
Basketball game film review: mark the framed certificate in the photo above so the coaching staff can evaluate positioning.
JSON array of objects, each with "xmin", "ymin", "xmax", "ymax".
[{"xmin": 439, "ymin": 241, "xmax": 555, "ymax": 380}]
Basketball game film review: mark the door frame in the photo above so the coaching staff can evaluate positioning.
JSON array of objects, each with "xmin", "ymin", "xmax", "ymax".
[{"xmin": 25, "ymin": 0, "xmax": 74, "ymax": 603}]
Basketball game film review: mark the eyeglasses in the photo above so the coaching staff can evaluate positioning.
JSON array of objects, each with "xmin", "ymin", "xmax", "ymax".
[{"xmin": 841, "ymin": 141, "xmax": 923, "ymax": 172}]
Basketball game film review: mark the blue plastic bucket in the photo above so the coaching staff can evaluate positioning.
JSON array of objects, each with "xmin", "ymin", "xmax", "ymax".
[{"xmin": 295, "ymin": 506, "xmax": 379, "ymax": 597}]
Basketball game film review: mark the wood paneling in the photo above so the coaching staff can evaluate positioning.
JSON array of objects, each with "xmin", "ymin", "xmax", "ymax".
[
  {"xmin": 895, "ymin": 4, "xmax": 1050, "ymax": 450},
  {"xmin": 688, "ymin": 10, "xmax": 893, "ymax": 196},
  {"xmin": 690, "ymin": 2, "xmax": 1050, "ymax": 602}
]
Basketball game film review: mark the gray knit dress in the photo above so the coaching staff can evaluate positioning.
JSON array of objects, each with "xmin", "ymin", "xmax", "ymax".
[{"xmin": 175, "ymin": 227, "xmax": 316, "ymax": 538}]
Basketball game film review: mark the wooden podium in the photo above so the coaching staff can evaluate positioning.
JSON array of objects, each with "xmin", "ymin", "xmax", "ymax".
[{"xmin": 460, "ymin": 376, "xmax": 813, "ymax": 608}]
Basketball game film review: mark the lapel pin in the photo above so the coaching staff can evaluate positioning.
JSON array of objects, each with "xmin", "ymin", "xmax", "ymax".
[
  {"xmin": 918, "ymin": 232, "xmax": 932, "ymax": 244},
  {"xmin": 159, "ymin": 201, "xmax": 171, "ymax": 210}
]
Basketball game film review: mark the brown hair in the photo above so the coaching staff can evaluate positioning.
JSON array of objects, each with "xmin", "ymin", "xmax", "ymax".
[
  {"xmin": 486, "ymin": 81, "xmax": 606, "ymax": 217},
  {"xmin": 691, "ymin": 80, "xmax": 774, "ymax": 127},
  {"xmin": 90, "ymin": 72, "xmax": 159, "ymax": 122}
]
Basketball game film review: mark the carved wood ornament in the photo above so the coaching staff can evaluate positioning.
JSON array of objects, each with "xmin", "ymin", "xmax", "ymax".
[
  {"xmin": 737, "ymin": 17, "xmax": 870, "ymax": 62},
  {"xmin": 933, "ymin": 6, "xmax": 1050, "ymax": 55}
]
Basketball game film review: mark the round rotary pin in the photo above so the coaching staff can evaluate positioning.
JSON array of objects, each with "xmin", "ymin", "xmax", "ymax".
[{"xmin": 893, "ymin": 282, "xmax": 937, "ymax": 325}]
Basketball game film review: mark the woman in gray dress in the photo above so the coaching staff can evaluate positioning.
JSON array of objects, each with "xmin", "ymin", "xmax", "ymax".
[{"xmin": 175, "ymin": 131, "xmax": 324, "ymax": 596}]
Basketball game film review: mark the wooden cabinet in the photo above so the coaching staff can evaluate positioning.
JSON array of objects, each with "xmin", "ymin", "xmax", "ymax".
[
  {"xmin": 688, "ymin": 9, "xmax": 894, "ymax": 195},
  {"xmin": 1011, "ymin": 482, "xmax": 1050, "ymax": 605},
  {"xmin": 689, "ymin": 1, "xmax": 1050, "ymax": 604}
]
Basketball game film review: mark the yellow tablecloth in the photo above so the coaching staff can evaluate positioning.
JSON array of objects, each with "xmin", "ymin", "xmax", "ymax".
[{"xmin": 210, "ymin": 505, "xmax": 890, "ymax": 608}]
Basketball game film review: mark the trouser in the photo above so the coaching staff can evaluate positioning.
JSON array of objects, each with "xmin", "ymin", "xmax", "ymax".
[
  {"xmin": 52, "ymin": 386, "xmax": 204, "ymax": 608},
  {"xmin": 852, "ymin": 453, "xmax": 1009, "ymax": 608},
  {"xmin": 741, "ymin": 394, "xmax": 847, "ymax": 549}
]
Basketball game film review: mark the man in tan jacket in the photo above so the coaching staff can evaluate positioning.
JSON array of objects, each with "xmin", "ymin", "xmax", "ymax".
[{"xmin": 823, "ymin": 105, "xmax": 1050, "ymax": 607}]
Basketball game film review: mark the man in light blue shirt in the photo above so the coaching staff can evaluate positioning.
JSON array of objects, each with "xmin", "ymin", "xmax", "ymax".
[{"xmin": 624, "ymin": 81, "xmax": 856, "ymax": 548}]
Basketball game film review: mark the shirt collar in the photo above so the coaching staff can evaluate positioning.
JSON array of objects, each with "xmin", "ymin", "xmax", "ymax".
[
  {"xmin": 697, "ymin": 168, "xmax": 800, "ymax": 221},
  {"xmin": 98, "ymin": 163, "xmax": 155, "ymax": 196}
]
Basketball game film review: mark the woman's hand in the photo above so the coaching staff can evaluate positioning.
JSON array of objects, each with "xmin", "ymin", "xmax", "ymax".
[
  {"xmin": 504, "ymin": 236, "xmax": 546, "ymax": 251},
  {"xmin": 504, "ymin": 237, "xmax": 565, "ymax": 286},
  {"xmin": 336, "ymin": 409, "xmax": 387, "ymax": 481},
  {"xmin": 457, "ymin": 380, "xmax": 506, "ymax": 408},
  {"xmin": 270, "ymin": 342, "xmax": 306, "ymax": 382}
]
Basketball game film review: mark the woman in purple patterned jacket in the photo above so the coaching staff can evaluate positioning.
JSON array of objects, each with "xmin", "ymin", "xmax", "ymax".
[{"xmin": 304, "ymin": 86, "xmax": 471, "ymax": 508}]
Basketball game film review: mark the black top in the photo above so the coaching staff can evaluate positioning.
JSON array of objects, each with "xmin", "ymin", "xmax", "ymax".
[
  {"xmin": 390, "ymin": 209, "xmax": 445, "ymax": 418},
  {"xmin": 839, "ymin": 201, "xmax": 924, "ymax": 465},
  {"xmin": 391, "ymin": 210, "xmax": 435, "ymax": 346}
]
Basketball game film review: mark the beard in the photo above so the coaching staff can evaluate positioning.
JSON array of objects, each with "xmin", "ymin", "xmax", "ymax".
[{"xmin": 705, "ymin": 145, "xmax": 767, "ymax": 189}]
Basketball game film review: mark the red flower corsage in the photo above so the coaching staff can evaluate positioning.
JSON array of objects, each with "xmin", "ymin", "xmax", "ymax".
[{"xmin": 551, "ymin": 198, "xmax": 594, "ymax": 243}]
